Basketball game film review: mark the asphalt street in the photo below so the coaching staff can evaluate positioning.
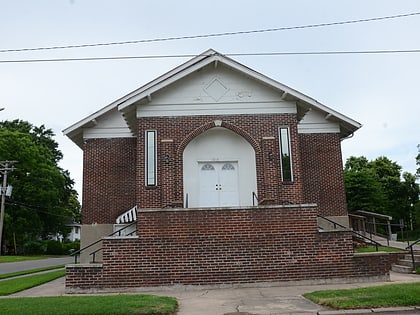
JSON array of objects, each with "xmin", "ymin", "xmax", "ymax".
[{"xmin": 0, "ymin": 256, "xmax": 73, "ymax": 274}]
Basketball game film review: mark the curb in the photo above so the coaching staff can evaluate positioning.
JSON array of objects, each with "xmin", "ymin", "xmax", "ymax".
[
  {"xmin": 224, "ymin": 307, "xmax": 420, "ymax": 315},
  {"xmin": 318, "ymin": 306, "xmax": 420, "ymax": 314}
]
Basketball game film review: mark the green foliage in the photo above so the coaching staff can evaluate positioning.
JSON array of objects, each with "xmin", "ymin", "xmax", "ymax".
[
  {"xmin": 45, "ymin": 240, "xmax": 64, "ymax": 255},
  {"xmin": 0, "ymin": 294, "xmax": 177, "ymax": 315},
  {"xmin": 344, "ymin": 166, "xmax": 386, "ymax": 213},
  {"xmin": 23, "ymin": 241, "xmax": 46, "ymax": 255},
  {"xmin": 0, "ymin": 119, "xmax": 81, "ymax": 252},
  {"xmin": 354, "ymin": 246, "xmax": 402, "ymax": 253},
  {"xmin": 20, "ymin": 240, "xmax": 80, "ymax": 255},
  {"xmin": 397, "ymin": 227, "xmax": 420, "ymax": 241},
  {"xmin": 344, "ymin": 155, "xmax": 420, "ymax": 228},
  {"xmin": 62, "ymin": 240, "xmax": 80, "ymax": 254}
]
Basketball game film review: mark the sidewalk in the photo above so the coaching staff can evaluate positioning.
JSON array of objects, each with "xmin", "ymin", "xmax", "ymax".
[{"xmin": 7, "ymin": 271, "xmax": 420, "ymax": 315}]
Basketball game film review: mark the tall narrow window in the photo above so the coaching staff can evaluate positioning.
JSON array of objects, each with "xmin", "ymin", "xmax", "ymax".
[
  {"xmin": 145, "ymin": 130, "xmax": 157, "ymax": 186},
  {"xmin": 279, "ymin": 127, "xmax": 293, "ymax": 182}
]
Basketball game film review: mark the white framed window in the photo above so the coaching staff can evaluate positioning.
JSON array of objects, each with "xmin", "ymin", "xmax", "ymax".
[
  {"xmin": 279, "ymin": 127, "xmax": 293, "ymax": 182},
  {"xmin": 145, "ymin": 130, "xmax": 157, "ymax": 186}
]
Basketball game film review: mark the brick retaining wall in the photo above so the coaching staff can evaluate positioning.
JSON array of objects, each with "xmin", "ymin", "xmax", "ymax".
[{"xmin": 66, "ymin": 205, "xmax": 393, "ymax": 291}]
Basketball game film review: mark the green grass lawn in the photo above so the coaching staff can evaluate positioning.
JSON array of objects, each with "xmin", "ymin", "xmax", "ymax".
[
  {"xmin": 0, "ymin": 294, "xmax": 178, "ymax": 315},
  {"xmin": 0, "ymin": 265, "xmax": 65, "ymax": 279},
  {"xmin": 355, "ymin": 246, "xmax": 403, "ymax": 253},
  {"xmin": 0, "ymin": 255, "xmax": 60, "ymax": 263},
  {"xmin": 0, "ymin": 270, "xmax": 66, "ymax": 295},
  {"xmin": 304, "ymin": 282, "xmax": 420, "ymax": 309}
]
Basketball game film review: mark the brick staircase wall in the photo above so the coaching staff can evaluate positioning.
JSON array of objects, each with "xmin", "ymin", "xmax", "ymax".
[{"xmin": 66, "ymin": 205, "xmax": 393, "ymax": 291}]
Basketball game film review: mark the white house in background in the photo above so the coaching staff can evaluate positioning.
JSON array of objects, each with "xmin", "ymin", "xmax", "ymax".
[{"xmin": 66, "ymin": 223, "xmax": 81, "ymax": 242}]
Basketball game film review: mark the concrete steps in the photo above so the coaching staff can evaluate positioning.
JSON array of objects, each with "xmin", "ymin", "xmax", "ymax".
[{"xmin": 392, "ymin": 253, "xmax": 420, "ymax": 273}]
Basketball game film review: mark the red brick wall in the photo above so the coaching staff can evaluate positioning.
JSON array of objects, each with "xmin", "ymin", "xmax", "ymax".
[
  {"xmin": 81, "ymin": 115, "xmax": 349, "ymax": 223},
  {"xmin": 133, "ymin": 206, "xmax": 351, "ymax": 285},
  {"xmin": 137, "ymin": 114, "xmax": 304, "ymax": 209},
  {"xmin": 82, "ymin": 138, "xmax": 137, "ymax": 224},
  {"xmin": 66, "ymin": 265, "xmax": 103, "ymax": 289},
  {"xmin": 66, "ymin": 206, "xmax": 392, "ymax": 290},
  {"xmin": 299, "ymin": 133, "xmax": 348, "ymax": 216}
]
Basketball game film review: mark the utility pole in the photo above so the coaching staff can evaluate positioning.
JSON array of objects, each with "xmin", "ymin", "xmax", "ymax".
[{"xmin": 0, "ymin": 160, "xmax": 17, "ymax": 255}]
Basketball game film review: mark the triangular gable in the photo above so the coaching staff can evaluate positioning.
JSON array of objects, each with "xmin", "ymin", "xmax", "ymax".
[{"xmin": 63, "ymin": 49, "xmax": 361, "ymax": 147}]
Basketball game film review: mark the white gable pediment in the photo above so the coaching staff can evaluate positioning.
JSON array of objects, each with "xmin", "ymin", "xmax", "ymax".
[
  {"xmin": 83, "ymin": 108, "xmax": 134, "ymax": 140},
  {"xmin": 136, "ymin": 63, "xmax": 297, "ymax": 117},
  {"xmin": 297, "ymin": 108, "xmax": 340, "ymax": 134},
  {"xmin": 63, "ymin": 49, "xmax": 361, "ymax": 147}
]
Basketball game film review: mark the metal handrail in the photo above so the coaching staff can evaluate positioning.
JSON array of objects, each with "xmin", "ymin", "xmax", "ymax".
[
  {"xmin": 406, "ymin": 238, "xmax": 420, "ymax": 272},
  {"xmin": 318, "ymin": 215, "xmax": 382, "ymax": 251},
  {"xmin": 70, "ymin": 221, "xmax": 137, "ymax": 263},
  {"xmin": 87, "ymin": 230, "xmax": 136, "ymax": 263},
  {"xmin": 89, "ymin": 247, "xmax": 102, "ymax": 263}
]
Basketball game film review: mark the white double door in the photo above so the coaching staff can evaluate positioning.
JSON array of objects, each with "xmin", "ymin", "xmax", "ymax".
[{"xmin": 199, "ymin": 161, "xmax": 239, "ymax": 207}]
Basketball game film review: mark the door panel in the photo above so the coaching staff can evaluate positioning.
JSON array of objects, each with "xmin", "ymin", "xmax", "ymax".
[
  {"xmin": 199, "ymin": 163, "xmax": 218, "ymax": 207},
  {"xmin": 219, "ymin": 163, "xmax": 239, "ymax": 206},
  {"xmin": 199, "ymin": 162, "xmax": 239, "ymax": 207}
]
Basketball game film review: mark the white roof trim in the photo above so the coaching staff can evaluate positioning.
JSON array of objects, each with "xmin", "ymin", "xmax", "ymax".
[
  {"xmin": 62, "ymin": 49, "xmax": 218, "ymax": 140},
  {"xmin": 117, "ymin": 49, "xmax": 361, "ymax": 133},
  {"xmin": 117, "ymin": 49, "xmax": 219, "ymax": 110},
  {"xmin": 63, "ymin": 49, "xmax": 361, "ymax": 144},
  {"xmin": 63, "ymin": 102, "xmax": 117, "ymax": 137}
]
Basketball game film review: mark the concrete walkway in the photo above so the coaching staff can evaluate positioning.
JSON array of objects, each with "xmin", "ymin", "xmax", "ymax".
[
  {"xmin": 2, "ymin": 253, "xmax": 420, "ymax": 314},
  {"xmin": 145, "ymin": 272, "xmax": 420, "ymax": 315},
  {"xmin": 6, "ymin": 271, "xmax": 420, "ymax": 315}
]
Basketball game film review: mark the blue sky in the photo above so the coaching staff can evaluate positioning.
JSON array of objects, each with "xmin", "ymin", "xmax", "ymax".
[{"xmin": 1, "ymin": 0, "xmax": 419, "ymax": 196}]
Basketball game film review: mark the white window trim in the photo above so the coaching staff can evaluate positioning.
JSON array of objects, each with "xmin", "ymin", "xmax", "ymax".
[
  {"xmin": 278, "ymin": 127, "xmax": 293, "ymax": 182},
  {"xmin": 145, "ymin": 130, "xmax": 157, "ymax": 186}
]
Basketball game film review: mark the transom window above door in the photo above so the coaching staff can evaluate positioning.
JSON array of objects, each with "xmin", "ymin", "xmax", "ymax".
[
  {"xmin": 222, "ymin": 163, "xmax": 235, "ymax": 171},
  {"xmin": 201, "ymin": 164, "xmax": 215, "ymax": 171}
]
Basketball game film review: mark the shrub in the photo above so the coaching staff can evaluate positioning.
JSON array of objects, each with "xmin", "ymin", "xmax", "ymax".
[
  {"xmin": 45, "ymin": 240, "xmax": 63, "ymax": 255},
  {"xmin": 62, "ymin": 240, "xmax": 80, "ymax": 255},
  {"xmin": 24, "ymin": 241, "xmax": 46, "ymax": 255}
]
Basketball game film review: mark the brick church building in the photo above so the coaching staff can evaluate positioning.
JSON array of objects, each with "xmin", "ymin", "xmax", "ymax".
[{"xmin": 64, "ymin": 49, "xmax": 393, "ymax": 292}]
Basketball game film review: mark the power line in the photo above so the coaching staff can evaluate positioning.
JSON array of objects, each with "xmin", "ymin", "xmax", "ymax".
[
  {"xmin": 1, "ymin": 49, "xmax": 420, "ymax": 64},
  {"xmin": 1, "ymin": 11, "xmax": 419, "ymax": 53},
  {"xmin": 6, "ymin": 199, "xmax": 75, "ymax": 219}
]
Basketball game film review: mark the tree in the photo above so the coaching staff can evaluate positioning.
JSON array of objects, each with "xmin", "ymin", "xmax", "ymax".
[
  {"xmin": 0, "ymin": 120, "xmax": 80, "ymax": 253},
  {"xmin": 369, "ymin": 156, "xmax": 403, "ymax": 218},
  {"xmin": 401, "ymin": 172, "xmax": 420, "ymax": 229},
  {"xmin": 344, "ymin": 156, "xmax": 370, "ymax": 172},
  {"xmin": 344, "ymin": 155, "xmax": 419, "ymax": 227},
  {"xmin": 344, "ymin": 157, "xmax": 386, "ymax": 213}
]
